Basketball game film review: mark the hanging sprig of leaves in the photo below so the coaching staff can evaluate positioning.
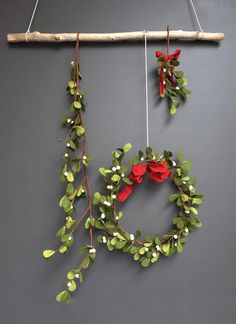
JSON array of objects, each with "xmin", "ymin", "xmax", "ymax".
[
  {"xmin": 42, "ymin": 35, "xmax": 96, "ymax": 304},
  {"xmin": 156, "ymin": 51, "xmax": 191, "ymax": 115}
]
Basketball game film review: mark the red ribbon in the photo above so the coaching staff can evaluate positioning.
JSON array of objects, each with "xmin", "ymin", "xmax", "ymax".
[
  {"xmin": 117, "ymin": 161, "xmax": 172, "ymax": 203},
  {"xmin": 155, "ymin": 49, "xmax": 181, "ymax": 96}
]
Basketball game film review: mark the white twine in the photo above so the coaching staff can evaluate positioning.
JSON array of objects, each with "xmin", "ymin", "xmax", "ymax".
[
  {"xmin": 144, "ymin": 30, "xmax": 149, "ymax": 147},
  {"xmin": 26, "ymin": 0, "xmax": 40, "ymax": 33},
  {"xmin": 188, "ymin": 0, "xmax": 204, "ymax": 32}
]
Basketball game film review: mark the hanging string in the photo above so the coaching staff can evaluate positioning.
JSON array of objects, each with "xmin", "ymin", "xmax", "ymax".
[
  {"xmin": 26, "ymin": 0, "xmax": 40, "ymax": 33},
  {"xmin": 188, "ymin": 0, "xmax": 204, "ymax": 32},
  {"xmin": 144, "ymin": 30, "xmax": 150, "ymax": 148}
]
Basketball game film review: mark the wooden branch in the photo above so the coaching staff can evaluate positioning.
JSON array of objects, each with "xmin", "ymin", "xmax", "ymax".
[{"xmin": 7, "ymin": 30, "xmax": 224, "ymax": 43}]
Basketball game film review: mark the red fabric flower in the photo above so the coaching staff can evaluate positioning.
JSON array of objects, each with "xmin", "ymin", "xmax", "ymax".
[
  {"xmin": 147, "ymin": 161, "xmax": 171, "ymax": 183},
  {"xmin": 129, "ymin": 164, "xmax": 147, "ymax": 183},
  {"xmin": 117, "ymin": 184, "xmax": 134, "ymax": 202}
]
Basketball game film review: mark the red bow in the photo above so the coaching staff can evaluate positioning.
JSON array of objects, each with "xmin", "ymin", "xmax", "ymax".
[
  {"xmin": 117, "ymin": 161, "xmax": 172, "ymax": 202},
  {"xmin": 156, "ymin": 49, "xmax": 181, "ymax": 96}
]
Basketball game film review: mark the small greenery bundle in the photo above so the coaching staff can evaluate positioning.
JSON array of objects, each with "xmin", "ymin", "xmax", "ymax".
[
  {"xmin": 156, "ymin": 49, "xmax": 191, "ymax": 115},
  {"xmin": 92, "ymin": 143, "xmax": 203, "ymax": 267},
  {"xmin": 42, "ymin": 37, "xmax": 96, "ymax": 304}
]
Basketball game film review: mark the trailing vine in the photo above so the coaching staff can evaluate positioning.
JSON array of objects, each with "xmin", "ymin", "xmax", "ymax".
[{"xmin": 42, "ymin": 34, "xmax": 96, "ymax": 304}]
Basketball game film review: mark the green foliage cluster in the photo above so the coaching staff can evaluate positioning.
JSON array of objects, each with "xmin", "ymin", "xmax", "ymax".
[
  {"xmin": 157, "ymin": 56, "xmax": 191, "ymax": 114},
  {"xmin": 42, "ymin": 61, "xmax": 95, "ymax": 304},
  {"xmin": 93, "ymin": 144, "xmax": 203, "ymax": 267}
]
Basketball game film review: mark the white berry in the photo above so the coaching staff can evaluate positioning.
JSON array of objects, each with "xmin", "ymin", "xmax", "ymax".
[
  {"xmin": 174, "ymin": 242, "xmax": 178, "ymax": 247},
  {"xmin": 176, "ymin": 86, "xmax": 180, "ymax": 90},
  {"xmin": 101, "ymin": 213, "xmax": 105, "ymax": 219},
  {"xmin": 145, "ymin": 247, "xmax": 149, "ymax": 252},
  {"xmin": 174, "ymin": 234, "xmax": 178, "ymax": 239},
  {"xmin": 64, "ymin": 171, "xmax": 68, "ymax": 176},
  {"xmin": 185, "ymin": 210, "xmax": 190, "ymax": 214},
  {"xmin": 121, "ymin": 173, "xmax": 125, "ymax": 177},
  {"xmin": 156, "ymin": 245, "xmax": 161, "ymax": 251},
  {"xmin": 183, "ymin": 181, "xmax": 186, "ymax": 184},
  {"xmin": 66, "ymin": 143, "xmax": 70, "ymax": 147},
  {"xmin": 172, "ymin": 161, "xmax": 176, "ymax": 166},
  {"xmin": 112, "ymin": 194, "xmax": 116, "ymax": 199},
  {"xmin": 140, "ymin": 157, "xmax": 144, "ymax": 161},
  {"xmin": 74, "ymin": 274, "xmax": 79, "ymax": 278},
  {"xmin": 189, "ymin": 185, "xmax": 194, "ymax": 190},
  {"xmin": 163, "ymin": 68, "xmax": 166, "ymax": 72},
  {"xmin": 71, "ymin": 61, "xmax": 74, "ymax": 65},
  {"xmin": 152, "ymin": 252, "xmax": 157, "ymax": 257},
  {"xmin": 82, "ymin": 155, "xmax": 87, "ymax": 160},
  {"xmin": 130, "ymin": 234, "xmax": 135, "ymax": 241},
  {"xmin": 68, "ymin": 236, "xmax": 72, "ymax": 240},
  {"xmin": 116, "ymin": 165, "xmax": 120, "ymax": 170},
  {"xmin": 70, "ymin": 120, "xmax": 74, "ymax": 124},
  {"xmin": 102, "ymin": 236, "xmax": 107, "ymax": 243},
  {"xmin": 112, "ymin": 167, "xmax": 116, "ymax": 172},
  {"xmin": 67, "ymin": 118, "xmax": 71, "ymax": 123},
  {"xmin": 113, "ymin": 232, "xmax": 118, "ymax": 237},
  {"xmin": 81, "ymin": 189, "xmax": 85, "ymax": 193},
  {"xmin": 67, "ymin": 282, "xmax": 72, "ymax": 287},
  {"xmin": 115, "ymin": 216, "xmax": 119, "ymax": 220},
  {"xmin": 185, "ymin": 227, "xmax": 189, "ymax": 233},
  {"xmin": 64, "ymin": 153, "xmax": 69, "ymax": 158}
]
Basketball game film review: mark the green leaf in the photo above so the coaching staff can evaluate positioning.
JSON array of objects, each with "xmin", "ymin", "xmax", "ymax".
[
  {"xmin": 73, "ymin": 101, "xmax": 82, "ymax": 109},
  {"xmin": 176, "ymin": 219, "xmax": 184, "ymax": 229},
  {"xmin": 146, "ymin": 146, "xmax": 152, "ymax": 155},
  {"xmin": 141, "ymin": 258, "xmax": 150, "ymax": 267},
  {"xmin": 82, "ymin": 256, "xmax": 90, "ymax": 269},
  {"xmin": 68, "ymin": 81, "xmax": 75, "ymax": 88},
  {"xmin": 66, "ymin": 183, "xmax": 75, "ymax": 195},
  {"xmin": 56, "ymin": 290, "xmax": 69, "ymax": 302},
  {"xmin": 123, "ymin": 143, "xmax": 132, "ymax": 153},
  {"xmin": 59, "ymin": 246, "xmax": 68, "ymax": 254},
  {"xmin": 123, "ymin": 177, "xmax": 133, "ymax": 185},
  {"xmin": 59, "ymin": 195, "xmax": 70, "ymax": 208},
  {"xmin": 177, "ymin": 242, "xmax": 183, "ymax": 254},
  {"xmin": 192, "ymin": 198, "xmax": 202, "ymax": 205},
  {"xmin": 99, "ymin": 167, "xmax": 112, "ymax": 176},
  {"xmin": 190, "ymin": 207, "xmax": 198, "ymax": 215},
  {"xmin": 177, "ymin": 151, "xmax": 183, "ymax": 161},
  {"xmin": 170, "ymin": 104, "xmax": 177, "ymax": 115},
  {"xmin": 67, "ymin": 271, "xmax": 75, "ymax": 280},
  {"xmin": 43, "ymin": 250, "xmax": 55, "ymax": 259},
  {"xmin": 180, "ymin": 194, "xmax": 189, "ymax": 202},
  {"xmin": 93, "ymin": 192, "xmax": 101, "ymax": 204},
  {"xmin": 116, "ymin": 240, "xmax": 126, "ymax": 249},
  {"xmin": 76, "ymin": 126, "xmax": 85, "ymax": 136},
  {"xmin": 162, "ymin": 243, "xmax": 170, "ymax": 254},
  {"xmin": 111, "ymin": 174, "xmax": 121, "ymax": 182},
  {"xmin": 72, "ymin": 160, "xmax": 81, "ymax": 173},
  {"xmin": 66, "ymin": 172, "xmax": 74, "ymax": 183},
  {"xmin": 169, "ymin": 194, "xmax": 179, "ymax": 202},
  {"xmin": 68, "ymin": 280, "xmax": 76, "ymax": 292}
]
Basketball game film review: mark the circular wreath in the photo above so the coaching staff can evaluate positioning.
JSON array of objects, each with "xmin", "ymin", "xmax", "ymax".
[{"xmin": 92, "ymin": 143, "xmax": 203, "ymax": 267}]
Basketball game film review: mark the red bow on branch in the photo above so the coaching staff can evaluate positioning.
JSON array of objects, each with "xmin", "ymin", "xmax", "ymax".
[
  {"xmin": 156, "ymin": 49, "xmax": 181, "ymax": 96},
  {"xmin": 117, "ymin": 161, "xmax": 172, "ymax": 202}
]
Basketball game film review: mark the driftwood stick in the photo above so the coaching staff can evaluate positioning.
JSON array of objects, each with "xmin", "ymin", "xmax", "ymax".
[{"xmin": 7, "ymin": 30, "xmax": 224, "ymax": 43}]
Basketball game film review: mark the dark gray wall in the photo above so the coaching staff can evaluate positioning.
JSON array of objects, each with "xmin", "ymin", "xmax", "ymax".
[{"xmin": 0, "ymin": 0, "xmax": 235, "ymax": 323}]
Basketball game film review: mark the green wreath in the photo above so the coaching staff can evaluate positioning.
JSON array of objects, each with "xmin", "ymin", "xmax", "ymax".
[{"xmin": 91, "ymin": 143, "xmax": 203, "ymax": 267}]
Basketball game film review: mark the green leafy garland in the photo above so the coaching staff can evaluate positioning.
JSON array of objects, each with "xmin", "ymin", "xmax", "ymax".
[
  {"xmin": 42, "ymin": 36, "xmax": 96, "ymax": 304},
  {"xmin": 92, "ymin": 143, "xmax": 203, "ymax": 267}
]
